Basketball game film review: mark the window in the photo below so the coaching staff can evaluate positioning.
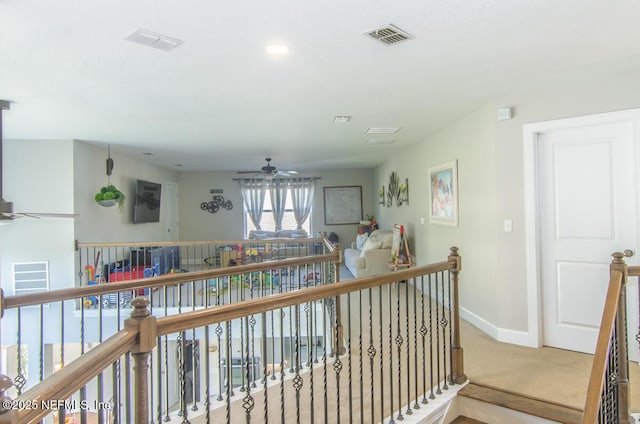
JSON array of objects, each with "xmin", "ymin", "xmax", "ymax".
[
  {"xmin": 13, "ymin": 261, "xmax": 49, "ymax": 295},
  {"xmin": 245, "ymin": 190, "xmax": 311, "ymax": 236}
]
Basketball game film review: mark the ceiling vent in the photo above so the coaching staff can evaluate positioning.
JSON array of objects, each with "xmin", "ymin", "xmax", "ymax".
[
  {"xmin": 125, "ymin": 28, "xmax": 184, "ymax": 51},
  {"xmin": 365, "ymin": 139, "xmax": 396, "ymax": 145},
  {"xmin": 364, "ymin": 24, "xmax": 413, "ymax": 45},
  {"xmin": 365, "ymin": 127, "xmax": 401, "ymax": 134}
]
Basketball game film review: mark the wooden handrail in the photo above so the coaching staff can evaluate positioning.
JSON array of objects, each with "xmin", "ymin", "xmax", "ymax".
[
  {"xmin": 156, "ymin": 260, "xmax": 454, "ymax": 336},
  {"xmin": 75, "ymin": 237, "xmax": 328, "ymax": 249},
  {"xmin": 627, "ymin": 265, "xmax": 640, "ymax": 277},
  {"xmin": 5, "ymin": 329, "xmax": 138, "ymax": 424},
  {"xmin": 581, "ymin": 269, "xmax": 623, "ymax": 424},
  {"xmin": 4, "ymin": 252, "xmax": 339, "ymax": 310}
]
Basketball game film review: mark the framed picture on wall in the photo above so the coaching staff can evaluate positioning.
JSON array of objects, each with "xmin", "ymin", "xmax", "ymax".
[
  {"xmin": 428, "ymin": 160, "xmax": 458, "ymax": 226},
  {"xmin": 323, "ymin": 186, "xmax": 363, "ymax": 225}
]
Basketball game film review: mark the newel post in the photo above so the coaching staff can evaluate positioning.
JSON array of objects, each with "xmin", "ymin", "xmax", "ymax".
[
  {"xmin": 449, "ymin": 246, "xmax": 467, "ymax": 384},
  {"xmin": 611, "ymin": 250, "xmax": 632, "ymax": 424},
  {"xmin": 125, "ymin": 298, "xmax": 157, "ymax": 424},
  {"xmin": 0, "ymin": 374, "xmax": 17, "ymax": 424}
]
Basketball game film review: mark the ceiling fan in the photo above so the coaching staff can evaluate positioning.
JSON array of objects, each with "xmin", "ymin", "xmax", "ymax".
[
  {"xmin": 0, "ymin": 101, "xmax": 78, "ymax": 222},
  {"xmin": 236, "ymin": 157, "xmax": 297, "ymax": 179}
]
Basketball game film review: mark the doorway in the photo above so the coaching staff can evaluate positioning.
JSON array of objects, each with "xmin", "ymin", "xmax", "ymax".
[{"xmin": 524, "ymin": 109, "xmax": 640, "ymax": 361}]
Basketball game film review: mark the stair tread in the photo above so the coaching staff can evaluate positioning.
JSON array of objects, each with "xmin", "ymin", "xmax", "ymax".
[
  {"xmin": 458, "ymin": 383, "xmax": 583, "ymax": 424},
  {"xmin": 450, "ymin": 416, "xmax": 487, "ymax": 424}
]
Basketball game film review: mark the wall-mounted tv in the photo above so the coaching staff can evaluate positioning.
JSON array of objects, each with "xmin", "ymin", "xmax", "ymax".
[{"xmin": 133, "ymin": 180, "xmax": 162, "ymax": 224}]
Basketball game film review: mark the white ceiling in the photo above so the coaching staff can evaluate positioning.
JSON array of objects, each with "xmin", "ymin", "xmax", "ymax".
[{"xmin": 2, "ymin": 0, "xmax": 640, "ymax": 172}]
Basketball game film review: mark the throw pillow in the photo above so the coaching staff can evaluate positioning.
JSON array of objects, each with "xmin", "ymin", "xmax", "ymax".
[
  {"xmin": 360, "ymin": 238, "xmax": 383, "ymax": 257},
  {"xmin": 356, "ymin": 233, "xmax": 369, "ymax": 250}
]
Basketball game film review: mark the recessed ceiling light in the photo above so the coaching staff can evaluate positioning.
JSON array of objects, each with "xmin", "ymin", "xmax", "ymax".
[
  {"xmin": 333, "ymin": 115, "xmax": 352, "ymax": 123},
  {"xmin": 266, "ymin": 44, "xmax": 290, "ymax": 55},
  {"xmin": 142, "ymin": 152, "xmax": 154, "ymax": 156},
  {"xmin": 365, "ymin": 139, "xmax": 396, "ymax": 145},
  {"xmin": 365, "ymin": 127, "xmax": 401, "ymax": 134},
  {"xmin": 125, "ymin": 28, "xmax": 184, "ymax": 51}
]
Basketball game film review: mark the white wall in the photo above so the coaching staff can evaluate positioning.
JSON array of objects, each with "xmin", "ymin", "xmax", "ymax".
[
  {"xmin": 177, "ymin": 168, "xmax": 375, "ymax": 248},
  {"xmin": 0, "ymin": 139, "xmax": 76, "ymax": 294},
  {"xmin": 375, "ymin": 67, "xmax": 640, "ymax": 340},
  {"xmin": 73, "ymin": 141, "xmax": 179, "ymax": 243}
]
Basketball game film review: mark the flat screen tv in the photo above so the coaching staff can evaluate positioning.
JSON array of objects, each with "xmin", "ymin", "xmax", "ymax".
[{"xmin": 133, "ymin": 180, "xmax": 162, "ymax": 223}]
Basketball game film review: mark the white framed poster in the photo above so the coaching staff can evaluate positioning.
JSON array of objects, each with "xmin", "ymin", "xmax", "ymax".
[{"xmin": 323, "ymin": 186, "xmax": 363, "ymax": 225}]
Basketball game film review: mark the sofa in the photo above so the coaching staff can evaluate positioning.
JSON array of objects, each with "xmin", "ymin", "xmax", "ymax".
[
  {"xmin": 343, "ymin": 230, "xmax": 394, "ymax": 278},
  {"xmin": 248, "ymin": 229, "xmax": 308, "ymax": 239}
]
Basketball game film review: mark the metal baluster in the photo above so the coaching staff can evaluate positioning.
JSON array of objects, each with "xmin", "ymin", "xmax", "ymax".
[
  {"xmin": 275, "ymin": 307, "xmax": 283, "ymax": 424},
  {"xmin": 294, "ymin": 303, "xmax": 304, "ymax": 424},
  {"xmin": 419, "ymin": 276, "xmax": 427, "ymax": 405},
  {"xmin": 440, "ymin": 272, "xmax": 449, "ymax": 391},
  {"xmin": 156, "ymin": 336, "xmax": 163, "ymax": 424},
  {"xmin": 239, "ymin": 274, "xmax": 246, "ymax": 393},
  {"xmin": 98, "ymin": 291, "xmax": 105, "ymax": 424},
  {"xmin": 357, "ymin": 287, "xmax": 363, "ymax": 424},
  {"xmin": 405, "ymin": 278, "xmax": 412, "ymax": 416},
  {"xmin": 387, "ymin": 284, "xmax": 396, "ymax": 424},
  {"xmin": 164, "ymin": 283, "xmax": 171, "ymax": 421},
  {"xmin": 39, "ymin": 304, "xmax": 44, "ymax": 382},
  {"xmin": 204, "ymin": 276, "xmax": 211, "ymax": 423},
  {"xmin": 428, "ymin": 275, "xmax": 435, "ymax": 400},
  {"xmin": 58, "ymin": 300, "xmax": 66, "ymax": 424},
  {"xmin": 191, "ymin": 328, "xmax": 198, "ymax": 412},
  {"xmin": 242, "ymin": 314, "xmax": 255, "ymax": 424},
  {"xmin": 347, "ymin": 290, "xmax": 353, "ymax": 424},
  {"xmin": 447, "ymin": 271, "xmax": 455, "ymax": 386},
  {"xmin": 412, "ymin": 276, "xmax": 420, "ymax": 410},
  {"xmin": 215, "ymin": 277, "xmax": 224, "ymax": 402},
  {"xmin": 434, "ymin": 273, "xmax": 441, "ymax": 395},
  {"xmin": 80, "ymin": 298, "xmax": 87, "ymax": 424},
  {"xmin": 395, "ymin": 281, "xmax": 404, "ymax": 421},
  {"xmin": 225, "ymin": 320, "xmax": 232, "ymax": 424},
  {"xmin": 323, "ymin": 297, "xmax": 329, "ymax": 424},
  {"xmin": 378, "ymin": 286, "xmax": 384, "ymax": 423},
  {"xmin": 14, "ymin": 309, "xmax": 25, "ymax": 395},
  {"xmin": 367, "ymin": 288, "xmax": 376, "ymax": 424}
]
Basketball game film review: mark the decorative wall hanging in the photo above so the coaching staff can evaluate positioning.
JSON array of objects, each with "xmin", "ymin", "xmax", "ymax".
[
  {"xmin": 387, "ymin": 172, "xmax": 398, "ymax": 207},
  {"xmin": 324, "ymin": 186, "xmax": 363, "ymax": 225},
  {"xmin": 200, "ymin": 190, "xmax": 233, "ymax": 214},
  {"xmin": 428, "ymin": 160, "xmax": 458, "ymax": 226},
  {"xmin": 378, "ymin": 185, "xmax": 385, "ymax": 205},
  {"xmin": 386, "ymin": 172, "xmax": 409, "ymax": 206}
]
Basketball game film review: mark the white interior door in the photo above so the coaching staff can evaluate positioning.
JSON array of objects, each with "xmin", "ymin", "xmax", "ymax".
[
  {"xmin": 538, "ymin": 121, "xmax": 638, "ymax": 358},
  {"xmin": 164, "ymin": 182, "xmax": 179, "ymax": 241}
]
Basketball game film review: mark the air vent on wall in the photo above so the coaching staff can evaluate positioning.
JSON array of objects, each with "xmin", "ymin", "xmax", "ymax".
[
  {"xmin": 364, "ymin": 24, "xmax": 413, "ymax": 45},
  {"xmin": 125, "ymin": 28, "xmax": 184, "ymax": 51}
]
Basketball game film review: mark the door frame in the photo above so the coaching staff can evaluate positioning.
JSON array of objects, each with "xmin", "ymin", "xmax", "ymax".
[{"xmin": 523, "ymin": 108, "xmax": 640, "ymax": 348}]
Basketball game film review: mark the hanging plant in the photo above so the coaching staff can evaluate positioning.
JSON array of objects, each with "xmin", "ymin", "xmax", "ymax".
[
  {"xmin": 94, "ymin": 145, "xmax": 125, "ymax": 210},
  {"xmin": 95, "ymin": 184, "xmax": 125, "ymax": 209}
]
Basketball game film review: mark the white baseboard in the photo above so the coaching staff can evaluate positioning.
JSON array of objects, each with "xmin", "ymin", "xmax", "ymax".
[{"xmin": 459, "ymin": 307, "xmax": 534, "ymax": 347}]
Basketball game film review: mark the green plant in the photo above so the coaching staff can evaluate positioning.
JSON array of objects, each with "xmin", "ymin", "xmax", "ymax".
[{"xmin": 95, "ymin": 184, "xmax": 125, "ymax": 209}]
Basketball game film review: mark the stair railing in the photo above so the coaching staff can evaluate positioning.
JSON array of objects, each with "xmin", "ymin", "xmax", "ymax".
[
  {"xmin": 0, "ymin": 247, "xmax": 465, "ymax": 424},
  {"xmin": 581, "ymin": 251, "xmax": 634, "ymax": 424}
]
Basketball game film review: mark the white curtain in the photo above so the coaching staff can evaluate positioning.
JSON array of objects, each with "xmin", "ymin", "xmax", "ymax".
[
  {"xmin": 239, "ymin": 179, "xmax": 266, "ymax": 230},
  {"xmin": 290, "ymin": 178, "xmax": 315, "ymax": 229},
  {"xmin": 269, "ymin": 179, "xmax": 288, "ymax": 231}
]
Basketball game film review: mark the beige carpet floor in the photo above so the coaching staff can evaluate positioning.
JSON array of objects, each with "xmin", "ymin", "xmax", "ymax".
[{"xmin": 461, "ymin": 317, "xmax": 640, "ymax": 412}]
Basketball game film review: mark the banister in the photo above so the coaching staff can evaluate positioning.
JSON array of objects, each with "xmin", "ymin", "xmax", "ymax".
[
  {"xmin": 5, "ymin": 328, "xmax": 138, "ymax": 424},
  {"xmin": 4, "ymin": 252, "xmax": 339, "ymax": 310},
  {"xmin": 581, "ymin": 268, "xmax": 625, "ymax": 424},
  {"xmin": 156, "ymin": 261, "xmax": 454, "ymax": 336},
  {"xmin": 75, "ymin": 238, "xmax": 328, "ymax": 249}
]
